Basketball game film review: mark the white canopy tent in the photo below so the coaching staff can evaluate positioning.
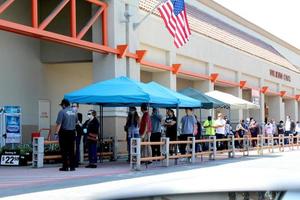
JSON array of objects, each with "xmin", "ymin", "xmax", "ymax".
[{"xmin": 205, "ymin": 90, "xmax": 260, "ymax": 110}]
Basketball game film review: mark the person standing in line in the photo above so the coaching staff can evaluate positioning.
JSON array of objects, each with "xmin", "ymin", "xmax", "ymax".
[
  {"xmin": 277, "ymin": 120, "xmax": 285, "ymax": 146},
  {"xmin": 150, "ymin": 108, "xmax": 163, "ymax": 157},
  {"xmin": 164, "ymin": 109, "xmax": 177, "ymax": 155},
  {"xmin": 235, "ymin": 119, "xmax": 247, "ymax": 148},
  {"xmin": 203, "ymin": 116, "xmax": 215, "ymax": 151},
  {"xmin": 139, "ymin": 103, "xmax": 152, "ymax": 163},
  {"xmin": 265, "ymin": 121, "xmax": 273, "ymax": 144},
  {"xmin": 194, "ymin": 115, "xmax": 202, "ymax": 152},
  {"xmin": 124, "ymin": 107, "xmax": 140, "ymax": 162},
  {"xmin": 82, "ymin": 110, "xmax": 99, "ymax": 168},
  {"xmin": 295, "ymin": 121, "xmax": 300, "ymax": 135},
  {"xmin": 249, "ymin": 119, "xmax": 260, "ymax": 147},
  {"xmin": 285, "ymin": 116, "xmax": 291, "ymax": 144},
  {"xmin": 179, "ymin": 108, "xmax": 197, "ymax": 155},
  {"xmin": 72, "ymin": 103, "xmax": 83, "ymax": 168},
  {"xmin": 285, "ymin": 116, "xmax": 291, "ymax": 134},
  {"xmin": 215, "ymin": 113, "xmax": 226, "ymax": 150},
  {"xmin": 55, "ymin": 99, "xmax": 77, "ymax": 171}
]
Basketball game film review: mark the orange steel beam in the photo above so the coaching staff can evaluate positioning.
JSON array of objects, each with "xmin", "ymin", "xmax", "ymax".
[
  {"xmin": 261, "ymin": 86, "xmax": 269, "ymax": 94},
  {"xmin": 172, "ymin": 64, "xmax": 181, "ymax": 74},
  {"xmin": 210, "ymin": 73, "xmax": 219, "ymax": 83},
  {"xmin": 116, "ymin": 45, "xmax": 128, "ymax": 59},
  {"xmin": 0, "ymin": 0, "xmax": 14, "ymax": 15},
  {"xmin": 70, "ymin": 0, "xmax": 76, "ymax": 37},
  {"xmin": 216, "ymin": 79, "xmax": 240, "ymax": 87},
  {"xmin": 39, "ymin": 0, "xmax": 70, "ymax": 30},
  {"xmin": 77, "ymin": 6, "xmax": 104, "ymax": 40},
  {"xmin": 136, "ymin": 50, "xmax": 147, "ymax": 63},
  {"xmin": 141, "ymin": 60, "xmax": 173, "ymax": 71},
  {"xmin": 280, "ymin": 91, "xmax": 287, "ymax": 97},
  {"xmin": 179, "ymin": 70, "xmax": 210, "ymax": 80},
  {"xmin": 284, "ymin": 94, "xmax": 295, "ymax": 99},
  {"xmin": 32, "ymin": 0, "xmax": 38, "ymax": 28},
  {"xmin": 86, "ymin": 0, "xmax": 107, "ymax": 7},
  {"xmin": 102, "ymin": 4, "xmax": 108, "ymax": 46},
  {"xmin": 240, "ymin": 81, "xmax": 247, "ymax": 89},
  {"xmin": 0, "ymin": 19, "xmax": 118, "ymax": 54}
]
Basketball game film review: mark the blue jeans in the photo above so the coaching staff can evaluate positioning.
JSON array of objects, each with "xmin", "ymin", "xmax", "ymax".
[
  {"xmin": 127, "ymin": 126, "xmax": 140, "ymax": 158},
  {"xmin": 87, "ymin": 142, "xmax": 97, "ymax": 164}
]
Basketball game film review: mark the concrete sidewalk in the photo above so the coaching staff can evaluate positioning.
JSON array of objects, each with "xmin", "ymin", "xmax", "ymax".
[{"xmin": 1, "ymin": 148, "xmax": 299, "ymax": 198}]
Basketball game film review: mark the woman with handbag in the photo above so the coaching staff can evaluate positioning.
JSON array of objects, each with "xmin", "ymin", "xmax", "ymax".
[{"xmin": 82, "ymin": 110, "xmax": 99, "ymax": 168}]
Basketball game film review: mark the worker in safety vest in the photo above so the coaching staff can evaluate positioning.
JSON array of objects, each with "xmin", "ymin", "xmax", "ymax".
[{"xmin": 203, "ymin": 116, "xmax": 216, "ymax": 136}]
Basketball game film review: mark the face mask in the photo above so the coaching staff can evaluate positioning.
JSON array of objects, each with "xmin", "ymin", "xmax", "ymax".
[
  {"xmin": 72, "ymin": 107, "xmax": 78, "ymax": 112},
  {"xmin": 130, "ymin": 111, "xmax": 135, "ymax": 114}
]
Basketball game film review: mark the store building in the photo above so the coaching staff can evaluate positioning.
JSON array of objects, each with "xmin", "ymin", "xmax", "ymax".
[{"xmin": 0, "ymin": 0, "xmax": 300, "ymax": 157}]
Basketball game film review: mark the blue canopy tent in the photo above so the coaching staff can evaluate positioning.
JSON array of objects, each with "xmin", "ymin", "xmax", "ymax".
[
  {"xmin": 65, "ymin": 77, "xmax": 202, "ymax": 160},
  {"xmin": 145, "ymin": 82, "xmax": 201, "ymax": 108},
  {"xmin": 64, "ymin": 76, "xmax": 186, "ymax": 161},
  {"xmin": 64, "ymin": 76, "xmax": 179, "ymax": 107},
  {"xmin": 178, "ymin": 87, "xmax": 229, "ymax": 109}
]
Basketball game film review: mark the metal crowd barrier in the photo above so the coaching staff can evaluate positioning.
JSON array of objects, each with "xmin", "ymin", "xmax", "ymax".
[
  {"xmin": 38, "ymin": 138, "xmax": 115, "ymax": 163},
  {"xmin": 130, "ymin": 134, "xmax": 300, "ymax": 171}
]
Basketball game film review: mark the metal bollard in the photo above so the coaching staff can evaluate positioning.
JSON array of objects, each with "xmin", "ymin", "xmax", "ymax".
[
  {"xmin": 187, "ymin": 137, "xmax": 196, "ymax": 163},
  {"xmin": 279, "ymin": 134, "xmax": 284, "ymax": 152},
  {"xmin": 209, "ymin": 136, "xmax": 216, "ymax": 160},
  {"xmin": 243, "ymin": 135, "xmax": 250, "ymax": 156},
  {"xmin": 227, "ymin": 135, "xmax": 235, "ymax": 158},
  {"xmin": 161, "ymin": 137, "xmax": 169, "ymax": 167},
  {"xmin": 257, "ymin": 135, "xmax": 264, "ymax": 155},
  {"xmin": 130, "ymin": 138, "xmax": 141, "ymax": 171},
  {"xmin": 289, "ymin": 134, "xmax": 294, "ymax": 150},
  {"xmin": 267, "ymin": 135, "xmax": 274, "ymax": 153}
]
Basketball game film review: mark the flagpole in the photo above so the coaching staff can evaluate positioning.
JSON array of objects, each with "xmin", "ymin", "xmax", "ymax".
[{"xmin": 133, "ymin": 0, "xmax": 165, "ymax": 30}]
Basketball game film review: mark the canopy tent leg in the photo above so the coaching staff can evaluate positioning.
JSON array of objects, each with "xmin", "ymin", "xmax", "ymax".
[
  {"xmin": 99, "ymin": 104, "xmax": 104, "ymax": 163},
  {"xmin": 175, "ymin": 106, "xmax": 179, "ymax": 165}
]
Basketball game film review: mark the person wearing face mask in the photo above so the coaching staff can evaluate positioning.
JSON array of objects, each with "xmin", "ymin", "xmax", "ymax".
[
  {"xmin": 82, "ymin": 110, "xmax": 99, "ymax": 168},
  {"xmin": 150, "ymin": 108, "xmax": 163, "ymax": 157},
  {"xmin": 72, "ymin": 103, "xmax": 83, "ymax": 168},
  {"xmin": 55, "ymin": 99, "xmax": 77, "ymax": 171},
  {"xmin": 124, "ymin": 107, "xmax": 140, "ymax": 162},
  {"xmin": 215, "ymin": 113, "xmax": 226, "ymax": 150}
]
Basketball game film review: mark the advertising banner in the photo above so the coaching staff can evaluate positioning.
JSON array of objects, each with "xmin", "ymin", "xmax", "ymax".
[
  {"xmin": 0, "ymin": 107, "xmax": 3, "ymax": 147},
  {"xmin": 4, "ymin": 106, "xmax": 21, "ymax": 144}
]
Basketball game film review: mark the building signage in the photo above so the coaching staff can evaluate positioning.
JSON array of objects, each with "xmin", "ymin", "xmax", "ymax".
[
  {"xmin": 270, "ymin": 69, "xmax": 291, "ymax": 82},
  {"xmin": 38, "ymin": 100, "xmax": 50, "ymax": 130}
]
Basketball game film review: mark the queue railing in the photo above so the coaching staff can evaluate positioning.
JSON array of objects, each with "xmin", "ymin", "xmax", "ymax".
[{"xmin": 130, "ymin": 134, "xmax": 300, "ymax": 171}]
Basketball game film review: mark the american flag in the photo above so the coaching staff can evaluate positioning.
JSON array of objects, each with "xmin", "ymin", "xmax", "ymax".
[{"xmin": 157, "ymin": 0, "xmax": 191, "ymax": 48}]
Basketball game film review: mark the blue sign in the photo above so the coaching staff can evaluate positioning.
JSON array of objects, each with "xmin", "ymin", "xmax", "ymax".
[
  {"xmin": 6, "ymin": 115, "xmax": 20, "ymax": 134},
  {"xmin": 4, "ymin": 106, "xmax": 21, "ymax": 114}
]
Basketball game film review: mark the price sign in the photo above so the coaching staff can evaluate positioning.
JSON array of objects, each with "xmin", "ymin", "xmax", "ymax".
[{"xmin": 1, "ymin": 155, "xmax": 20, "ymax": 166}]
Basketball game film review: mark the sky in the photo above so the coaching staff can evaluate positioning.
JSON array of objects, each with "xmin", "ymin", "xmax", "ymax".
[{"xmin": 213, "ymin": 0, "xmax": 300, "ymax": 50}]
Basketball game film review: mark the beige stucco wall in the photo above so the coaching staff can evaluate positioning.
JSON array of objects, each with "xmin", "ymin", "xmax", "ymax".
[{"xmin": 43, "ymin": 62, "xmax": 93, "ymax": 126}]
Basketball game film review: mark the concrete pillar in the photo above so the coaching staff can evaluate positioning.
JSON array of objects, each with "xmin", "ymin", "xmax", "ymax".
[
  {"xmin": 250, "ymin": 78, "xmax": 264, "ymax": 123},
  {"xmin": 152, "ymin": 51, "xmax": 176, "ymax": 90},
  {"xmin": 265, "ymin": 96, "xmax": 284, "ymax": 122},
  {"xmin": 285, "ymin": 99, "xmax": 298, "ymax": 122},
  {"xmin": 193, "ymin": 62, "xmax": 214, "ymax": 122},
  {"xmin": 92, "ymin": 0, "xmax": 140, "ymax": 159},
  {"xmin": 228, "ymin": 87, "xmax": 242, "ymax": 123}
]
